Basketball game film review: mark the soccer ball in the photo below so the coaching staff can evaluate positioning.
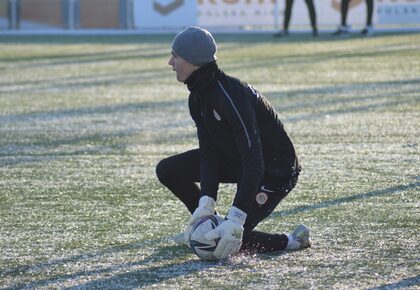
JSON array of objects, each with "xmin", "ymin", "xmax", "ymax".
[{"xmin": 189, "ymin": 215, "xmax": 225, "ymax": 261}]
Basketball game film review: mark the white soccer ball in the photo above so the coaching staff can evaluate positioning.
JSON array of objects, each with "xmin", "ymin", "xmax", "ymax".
[{"xmin": 189, "ymin": 215, "xmax": 225, "ymax": 261}]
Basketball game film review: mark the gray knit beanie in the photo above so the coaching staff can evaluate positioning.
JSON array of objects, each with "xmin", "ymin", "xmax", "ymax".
[{"xmin": 172, "ymin": 26, "xmax": 217, "ymax": 66}]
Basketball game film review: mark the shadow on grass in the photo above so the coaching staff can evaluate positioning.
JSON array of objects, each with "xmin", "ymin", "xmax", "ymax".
[
  {"xmin": 217, "ymin": 31, "xmax": 420, "ymax": 45},
  {"xmin": 0, "ymin": 31, "xmax": 417, "ymax": 45},
  {"xmin": 1, "ymin": 239, "xmax": 218, "ymax": 289},
  {"xmin": 72, "ymin": 257, "xmax": 217, "ymax": 289},
  {"xmin": 273, "ymin": 181, "xmax": 420, "ymax": 218},
  {"xmin": 0, "ymin": 68, "xmax": 172, "ymax": 95},
  {"xmin": 221, "ymin": 44, "xmax": 420, "ymax": 74},
  {"xmin": 266, "ymin": 78, "xmax": 420, "ymax": 105},
  {"xmin": 2, "ymin": 183, "xmax": 418, "ymax": 287},
  {"xmin": 0, "ymin": 46, "xmax": 169, "ymax": 64},
  {"xmin": 0, "ymin": 99, "xmax": 188, "ymax": 166},
  {"xmin": 1, "ymin": 76, "xmax": 417, "ymax": 166},
  {"xmin": 0, "ymin": 130, "xmax": 135, "ymax": 166},
  {"xmin": 0, "ymin": 100, "xmax": 184, "ymax": 123},
  {"xmin": 367, "ymin": 275, "xmax": 420, "ymax": 290},
  {"xmin": 2, "ymin": 77, "xmax": 417, "ymax": 124},
  {"xmin": 2, "ymin": 239, "xmax": 291, "ymax": 289},
  {"xmin": 0, "ymin": 34, "xmax": 174, "ymax": 45},
  {"xmin": 285, "ymin": 97, "xmax": 418, "ymax": 123},
  {"xmin": 265, "ymin": 78, "xmax": 420, "ymax": 122}
]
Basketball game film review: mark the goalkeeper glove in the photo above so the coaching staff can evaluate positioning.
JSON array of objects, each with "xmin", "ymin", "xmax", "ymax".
[
  {"xmin": 173, "ymin": 229, "xmax": 191, "ymax": 247},
  {"xmin": 188, "ymin": 195, "xmax": 216, "ymax": 226},
  {"xmin": 173, "ymin": 196, "xmax": 216, "ymax": 247},
  {"xmin": 205, "ymin": 206, "xmax": 247, "ymax": 259}
]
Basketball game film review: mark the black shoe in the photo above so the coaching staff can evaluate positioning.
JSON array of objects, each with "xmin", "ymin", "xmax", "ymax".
[
  {"xmin": 273, "ymin": 30, "xmax": 289, "ymax": 37},
  {"xmin": 332, "ymin": 25, "xmax": 350, "ymax": 36},
  {"xmin": 361, "ymin": 26, "xmax": 374, "ymax": 36}
]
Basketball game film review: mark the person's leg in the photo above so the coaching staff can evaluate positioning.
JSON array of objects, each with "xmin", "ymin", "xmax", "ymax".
[
  {"xmin": 275, "ymin": 0, "xmax": 293, "ymax": 36},
  {"xmin": 242, "ymin": 231, "xmax": 289, "ymax": 253},
  {"xmin": 341, "ymin": 0, "xmax": 350, "ymax": 27},
  {"xmin": 240, "ymin": 177, "xmax": 299, "ymax": 253},
  {"xmin": 366, "ymin": 0, "xmax": 374, "ymax": 26},
  {"xmin": 156, "ymin": 149, "xmax": 239, "ymax": 213},
  {"xmin": 283, "ymin": 0, "xmax": 294, "ymax": 33},
  {"xmin": 305, "ymin": 0, "xmax": 317, "ymax": 36},
  {"xmin": 333, "ymin": 0, "xmax": 351, "ymax": 35},
  {"xmin": 361, "ymin": 0, "xmax": 374, "ymax": 35},
  {"xmin": 156, "ymin": 149, "xmax": 201, "ymax": 213}
]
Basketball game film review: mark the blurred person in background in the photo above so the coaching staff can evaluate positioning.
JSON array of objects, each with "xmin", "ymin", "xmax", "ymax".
[
  {"xmin": 333, "ymin": 0, "xmax": 374, "ymax": 36},
  {"xmin": 274, "ymin": 0, "xmax": 318, "ymax": 37}
]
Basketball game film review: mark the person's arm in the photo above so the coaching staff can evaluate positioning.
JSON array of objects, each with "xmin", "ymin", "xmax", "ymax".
[
  {"xmin": 189, "ymin": 94, "xmax": 221, "ymax": 202},
  {"xmin": 195, "ymin": 118, "xmax": 221, "ymax": 201},
  {"xmin": 216, "ymin": 81, "xmax": 264, "ymax": 214},
  {"xmin": 204, "ymin": 82, "xmax": 264, "ymax": 260}
]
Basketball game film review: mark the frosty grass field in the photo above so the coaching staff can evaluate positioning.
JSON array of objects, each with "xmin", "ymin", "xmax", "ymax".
[{"xmin": 0, "ymin": 32, "xmax": 419, "ymax": 289}]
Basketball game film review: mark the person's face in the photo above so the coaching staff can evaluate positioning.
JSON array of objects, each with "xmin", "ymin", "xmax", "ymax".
[{"xmin": 168, "ymin": 52, "xmax": 199, "ymax": 82}]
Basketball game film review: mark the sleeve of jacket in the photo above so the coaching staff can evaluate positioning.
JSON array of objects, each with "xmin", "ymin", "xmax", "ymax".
[
  {"xmin": 189, "ymin": 94, "xmax": 220, "ymax": 201},
  {"xmin": 216, "ymin": 81, "xmax": 265, "ymax": 214}
]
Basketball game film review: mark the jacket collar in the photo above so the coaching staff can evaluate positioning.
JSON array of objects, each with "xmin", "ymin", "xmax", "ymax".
[{"xmin": 185, "ymin": 61, "xmax": 220, "ymax": 93}]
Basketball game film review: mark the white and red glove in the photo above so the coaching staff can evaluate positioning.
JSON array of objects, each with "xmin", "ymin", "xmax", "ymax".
[{"xmin": 205, "ymin": 206, "xmax": 247, "ymax": 259}]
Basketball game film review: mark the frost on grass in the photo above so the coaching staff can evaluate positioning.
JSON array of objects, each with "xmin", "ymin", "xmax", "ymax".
[{"xmin": 1, "ymin": 33, "xmax": 419, "ymax": 289}]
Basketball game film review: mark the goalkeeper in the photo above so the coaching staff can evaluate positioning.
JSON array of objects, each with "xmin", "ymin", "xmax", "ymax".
[{"xmin": 156, "ymin": 26, "xmax": 311, "ymax": 259}]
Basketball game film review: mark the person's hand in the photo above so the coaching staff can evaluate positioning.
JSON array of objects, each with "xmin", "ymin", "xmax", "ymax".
[
  {"xmin": 173, "ymin": 196, "xmax": 216, "ymax": 247},
  {"xmin": 205, "ymin": 206, "xmax": 247, "ymax": 259},
  {"xmin": 188, "ymin": 196, "xmax": 216, "ymax": 226},
  {"xmin": 173, "ymin": 225, "xmax": 192, "ymax": 247}
]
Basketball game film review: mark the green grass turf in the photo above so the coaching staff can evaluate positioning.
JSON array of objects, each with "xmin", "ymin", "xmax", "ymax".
[{"xmin": 0, "ymin": 32, "xmax": 419, "ymax": 289}]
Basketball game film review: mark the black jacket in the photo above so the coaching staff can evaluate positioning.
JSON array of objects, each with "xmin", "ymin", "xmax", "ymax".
[{"xmin": 186, "ymin": 62, "xmax": 300, "ymax": 213}]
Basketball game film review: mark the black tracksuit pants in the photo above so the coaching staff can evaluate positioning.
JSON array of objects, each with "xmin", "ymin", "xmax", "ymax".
[
  {"xmin": 341, "ymin": 0, "xmax": 374, "ymax": 26},
  {"xmin": 156, "ymin": 149, "xmax": 298, "ymax": 253},
  {"xmin": 284, "ymin": 0, "xmax": 317, "ymax": 31}
]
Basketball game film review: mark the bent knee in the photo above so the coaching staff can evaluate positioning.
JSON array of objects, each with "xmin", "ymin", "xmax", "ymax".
[{"xmin": 156, "ymin": 158, "xmax": 170, "ymax": 183}]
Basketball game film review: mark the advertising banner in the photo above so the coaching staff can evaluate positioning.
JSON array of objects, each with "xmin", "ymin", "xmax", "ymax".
[
  {"xmin": 134, "ymin": 0, "xmax": 197, "ymax": 28},
  {"xmin": 376, "ymin": 1, "xmax": 420, "ymax": 24},
  {"xmin": 197, "ymin": 0, "xmax": 277, "ymax": 27},
  {"xmin": 134, "ymin": 0, "xmax": 420, "ymax": 29}
]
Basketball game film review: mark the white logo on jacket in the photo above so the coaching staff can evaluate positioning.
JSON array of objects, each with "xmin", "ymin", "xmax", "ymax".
[{"xmin": 213, "ymin": 109, "xmax": 222, "ymax": 121}]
